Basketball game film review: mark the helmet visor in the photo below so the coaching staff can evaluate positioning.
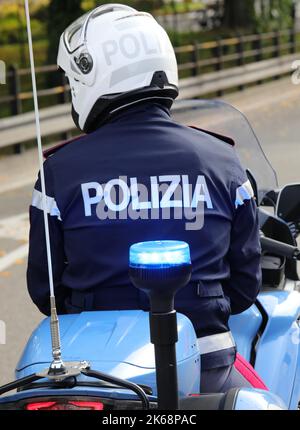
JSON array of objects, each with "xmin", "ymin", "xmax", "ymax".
[{"xmin": 63, "ymin": 4, "xmax": 136, "ymax": 54}]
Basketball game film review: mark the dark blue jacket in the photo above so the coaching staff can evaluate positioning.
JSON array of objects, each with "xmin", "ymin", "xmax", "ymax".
[{"xmin": 27, "ymin": 103, "xmax": 261, "ymax": 370}]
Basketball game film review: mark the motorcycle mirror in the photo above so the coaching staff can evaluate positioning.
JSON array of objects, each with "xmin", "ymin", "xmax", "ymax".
[{"xmin": 276, "ymin": 183, "xmax": 300, "ymax": 224}]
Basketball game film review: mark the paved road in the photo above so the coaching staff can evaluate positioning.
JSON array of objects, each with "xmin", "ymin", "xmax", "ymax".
[{"xmin": 0, "ymin": 77, "xmax": 299, "ymax": 387}]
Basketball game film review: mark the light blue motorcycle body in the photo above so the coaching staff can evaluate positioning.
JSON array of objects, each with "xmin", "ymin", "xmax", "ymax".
[
  {"xmin": 14, "ymin": 311, "xmax": 200, "ymax": 399},
  {"xmin": 230, "ymin": 289, "xmax": 300, "ymax": 410},
  {"xmin": 0, "ymin": 287, "xmax": 299, "ymax": 409}
]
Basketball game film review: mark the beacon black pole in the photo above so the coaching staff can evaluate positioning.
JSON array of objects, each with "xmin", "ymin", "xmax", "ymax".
[{"xmin": 129, "ymin": 241, "xmax": 192, "ymax": 410}]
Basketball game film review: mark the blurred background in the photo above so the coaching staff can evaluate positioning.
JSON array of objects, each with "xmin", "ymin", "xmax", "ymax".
[
  {"xmin": 0, "ymin": 0, "xmax": 300, "ymax": 386},
  {"xmin": 1, "ymin": 1, "xmax": 300, "ymax": 126}
]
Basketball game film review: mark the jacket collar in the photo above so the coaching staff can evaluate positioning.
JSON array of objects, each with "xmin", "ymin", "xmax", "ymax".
[{"xmin": 99, "ymin": 102, "xmax": 171, "ymax": 127}]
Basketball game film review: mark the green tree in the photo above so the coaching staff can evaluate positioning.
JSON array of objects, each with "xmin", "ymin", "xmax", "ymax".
[
  {"xmin": 84, "ymin": 1, "xmax": 164, "ymax": 12},
  {"xmin": 222, "ymin": 0, "xmax": 294, "ymax": 31},
  {"xmin": 222, "ymin": 0, "xmax": 256, "ymax": 29},
  {"xmin": 258, "ymin": 0, "xmax": 294, "ymax": 31},
  {"xmin": 47, "ymin": 0, "xmax": 82, "ymax": 66},
  {"xmin": 129, "ymin": 1, "xmax": 165, "ymax": 11}
]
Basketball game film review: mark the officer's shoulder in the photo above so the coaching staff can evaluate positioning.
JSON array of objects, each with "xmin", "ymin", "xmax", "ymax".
[
  {"xmin": 188, "ymin": 125, "xmax": 235, "ymax": 147},
  {"xmin": 43, "ymin": 134, "xmax": 88, "ymax": 160}
]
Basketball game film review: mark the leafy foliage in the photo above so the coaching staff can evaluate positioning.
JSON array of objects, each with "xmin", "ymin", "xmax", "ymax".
[
  {"xmin": 46, "ymin": 0, "xmax": 82, "ymax": 65},
  {"xmin": 256, "ymin": 0, "xmax": 295, "ymax": 32},
  {"xmin": 223, "ymin": 0, "xmax": 256, "ymax": 29},
  {"xmin": 222, "ymin": 0, "xmax": 295, "ymax": 32}
]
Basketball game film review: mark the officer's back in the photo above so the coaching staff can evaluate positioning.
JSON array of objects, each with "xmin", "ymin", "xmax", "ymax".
[{"xmin": 28, "ymin": 101, "xmax": 259, "ymax": 348}]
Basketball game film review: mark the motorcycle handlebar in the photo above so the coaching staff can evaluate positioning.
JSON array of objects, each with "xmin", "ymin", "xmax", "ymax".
[{"xmin": 260, "ymin": 236, "xmax": 300, "ymax": 260}]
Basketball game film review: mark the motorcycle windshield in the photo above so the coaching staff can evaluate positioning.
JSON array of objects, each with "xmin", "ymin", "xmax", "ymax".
[{"xmin": 172, "ymin": 99, "xmax": 278, "ymax": 204}]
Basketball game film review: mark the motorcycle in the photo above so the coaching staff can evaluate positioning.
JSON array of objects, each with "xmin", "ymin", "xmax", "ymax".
[{"xmin": 0, "ymin": 100, "xmax": 299, "ymax": 411}]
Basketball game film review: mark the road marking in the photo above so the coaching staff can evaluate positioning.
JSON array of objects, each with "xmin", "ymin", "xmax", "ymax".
[
  {"xmin": 0, "ymin": 243, "xmax": 28, "ymax": 273},
  {"xmin": 0, "ymin": 212, "xmax": 29, "ymax": 241},
  {"xmin": 0, "ymin": 178, "xmax": 35, "ymax": 195},
  {"xmin": 0, "ymin": 213, "xmax": 29, "ymax": 271},
  {"xmin": 0, "ymin": 212, "xmax": 28, "ymax": 225}
]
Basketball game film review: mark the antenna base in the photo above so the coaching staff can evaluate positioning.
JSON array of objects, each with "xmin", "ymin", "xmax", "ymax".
[
  {"xmin": 38, "ymin": 361, "xmax": 90, "ymax": 381},
  {"xmin": 48, "ymin": 358, "xmax": 67, "ymax": 376}
]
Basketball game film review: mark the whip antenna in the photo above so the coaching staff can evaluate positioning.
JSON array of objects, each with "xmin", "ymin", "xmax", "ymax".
[{"xmin": 24, "ymin": 0, "xmax": 65, "ymax": 375}]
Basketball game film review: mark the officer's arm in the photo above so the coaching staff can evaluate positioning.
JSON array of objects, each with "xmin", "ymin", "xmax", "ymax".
[
  {"xmin": 27, "ymin": 160, "xmax": 68, "ymax": 316},
  {"xmin": 222, "ymin": 175, "xmax": 262, "ymax": 315}
]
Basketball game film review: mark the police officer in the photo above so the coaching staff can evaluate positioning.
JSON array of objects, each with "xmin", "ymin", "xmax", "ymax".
[{"xmin": 27, "ymin": 4, "xmax": 261, "ymax": 393}]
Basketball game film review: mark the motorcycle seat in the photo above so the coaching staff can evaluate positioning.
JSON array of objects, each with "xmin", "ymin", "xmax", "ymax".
[{"xmin": 180, "ymin": 389, "xmax": 239, "ymax": 410}]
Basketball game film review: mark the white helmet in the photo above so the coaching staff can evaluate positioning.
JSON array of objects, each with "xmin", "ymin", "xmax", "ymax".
[{"xmin": 57, "ymin": 4, "xmax": 179, "ymax": 133}]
